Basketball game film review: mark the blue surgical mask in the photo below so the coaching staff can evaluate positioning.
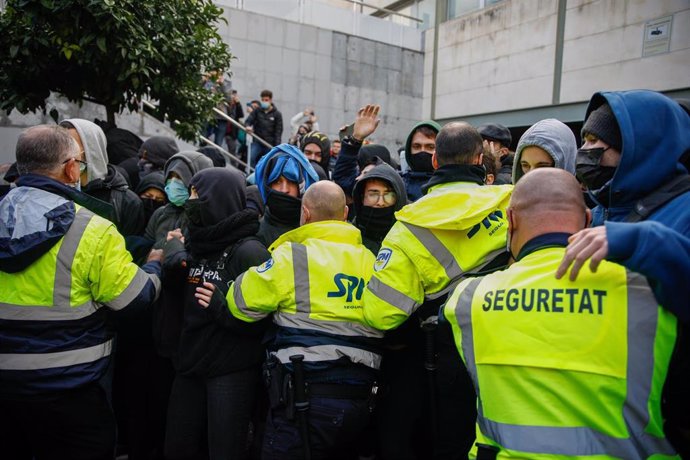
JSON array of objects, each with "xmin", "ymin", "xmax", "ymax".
[
  {"xmin": 260, "ymin": 101, "xmax": 270, "ymax": 110},
  {"xmin": 164, "ymin": 178, "xmax": 189, "ymax": 207}
]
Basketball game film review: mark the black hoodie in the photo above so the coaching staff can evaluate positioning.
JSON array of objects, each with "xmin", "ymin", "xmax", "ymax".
[
  {"xmin": 352, "ymin": 163, "xmax": 407, "ymax": 254},
  {"xmin": 82, "ymin": 164, "xmax": 145, "ymax": 236},
  {"xmin": 162, "ymin": 168, "xmax": 270, "ymax": 376}
]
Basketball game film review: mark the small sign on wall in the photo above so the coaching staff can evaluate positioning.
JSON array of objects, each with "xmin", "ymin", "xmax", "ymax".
[{"xmin": 643, "ymin": 16, "xmax": 672, "ymax": 57}]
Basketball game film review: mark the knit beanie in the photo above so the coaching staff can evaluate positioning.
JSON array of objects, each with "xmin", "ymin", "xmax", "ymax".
[
  {"xmin": 300, "ymin": 131, "xmax": 331, "ymax": 158},
  {"xmin": 582, "ymin": 104, "xmax": 622, "ymax": 151}
]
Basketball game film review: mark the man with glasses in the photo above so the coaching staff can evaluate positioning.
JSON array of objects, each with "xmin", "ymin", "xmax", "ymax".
[
  {"xmin": 363, "ymin": 122, "xmax": 513, "ymax": 459},
  {"xmin": 351, "ymin": 163, "xmax": 406, "ymax": 255},
  {"xmin": 0, "ymin": 124, "xmax": 162, "ymax": 460}
]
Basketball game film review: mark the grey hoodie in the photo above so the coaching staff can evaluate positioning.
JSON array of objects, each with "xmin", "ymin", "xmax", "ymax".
[
  {"xmin": 60, "ymin": 119, "xmax": 109, "ymax": 183},
  {"xmin": 512, "ymin": 118, "xmax": 577, "ymax": 184},
  {"xmin": 144, "ymin": 151, "xmax": 214, "ymax": 246}
]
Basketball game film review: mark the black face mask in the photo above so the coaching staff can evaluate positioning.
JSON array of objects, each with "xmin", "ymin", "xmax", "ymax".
[
  {"xmin": 266, "ymin": 191, "xmax": 302, "ymax": 227},
  {"xmin": 409, "ymin": 151, "xmax": 434, "ymax": 173},
  {"xmin": 576, "ymin": 147, "xmax": 616, "ymax": 193},
  {"xmin": 356, "ymin": 205, "xmax": 396, "ymax": 242},
  {"xmin": 184, "ymin": 198, "xmax": 204, "ymax": 226},
  {"xmin": 141, "ymin": 198, "xmax": 165, "ymax": 222}
]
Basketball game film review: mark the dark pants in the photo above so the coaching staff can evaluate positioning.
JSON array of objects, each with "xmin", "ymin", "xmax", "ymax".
[
  {"xmin": 376, "ymin": 323, "xmax": 476, "ymax": 460},
  {"xmin": 0, "ymin": 383, "xmax": 116, "ymax": 460},
  {"xmin": 262, "ymin": 396, "xmax": 370, "ymax": 460},
  {"xmin": 164, "ymin": 368, "xmax": 259, "ymax": 460},
  {"xmin": 204, "ymin": 119, "xmax": 228, "ymax": 148},
  {"xmin": 250, "ymin": 142, "xmax": 271, "ymax": 168}
]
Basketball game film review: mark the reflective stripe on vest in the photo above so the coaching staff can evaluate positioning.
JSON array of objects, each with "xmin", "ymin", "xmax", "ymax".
[
  {"xmin": 402, "ymin": 222, "xmax": 506, "ymax": 300},
  {"xmin": 53, "ymin": 207, "xmax": 93, "ymax": 305},
  {"xmin": 273, "ymin": 344, "xmax": 381, "ymax": 369},
  {"xmin": 271, "ymin": 242, "xmax": 382, "ymax": 368},
  {"xmin": 233, "ymin": 271, "xmax": 271, "ymax": 321},
  {"xmin": 0, "ymin": 338, "xmax": 113, "ymax": 370},
  {"xmin": 454, "ymin": 274, "xmax": 677, "ymax": 457},
  {"xmin": 292, "ymin": 243, "xmax": 311, "ymax": 313},
  {"xmin": 365, "ymin": 277, "xmax": 419, "ymax": 315},
  {"xmin": 106, "ymin": 269, "xmax": 158, "ymax": 310},
  {"xmin": 0, "ymin": 207, "xmax": 115, "ymax": 371}
]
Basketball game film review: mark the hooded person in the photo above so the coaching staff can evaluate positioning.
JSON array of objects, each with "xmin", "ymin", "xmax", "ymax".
[
  {"xmin": 135, "ymin": 172, "xmax": 166, "ymax": 225},
  {"xmin": 254, "ymin": 143, "xmax": 319, "ymax": 247},
  {"xmin": 60, "ymin": 118, "xmax": 146, "ymax": 236},
  {"xmin": 161, "ymin": 167, "xmax": 270, "ymax": 460},
  {"xmin": 197, "ymin": 146, "xmax": 226, "ymax": 168},
  {"xmin": 511, "ymin": 118, "xmax": 577, "ymax": 184},
  {"xmin": 333, "ymin": 142, "xmax": 392, "ymax": 198},
  {"xmin": 402, "ymin": 120, "xmax": 442, "ymax": 201},
  {"xmin": 144, "ymin": 151, "xmax": 214, "ymax": 249},
  {"xmin": 571, "ymin": 90, "xmax": 690, "ymax": 455},
  {"xmin": 300, "ymin": 131, "xmax": 332, "ymax": 178},
  {"xmin": 138, "ymin": 136, "xmax": 179, "ymax": 178},
  {"xmin": 352, "ymin": 163, "xmax": 407, "ymax": 254},
  {"xmin": 94, "ymin": 119, "xmax": 144, "ymax": 190}
]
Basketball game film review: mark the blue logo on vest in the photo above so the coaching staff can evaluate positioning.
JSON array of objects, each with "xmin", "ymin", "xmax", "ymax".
[
  {"xmin": 327, "ymin": 274, "xmax": 366, "ymax": 302},
  {"xmin": 256, "ymin": 258, "xmax": 274, "ymax": 273},
  {"xmin": 374, "ymin": 248, "xmax": 393, "ymax": 272}
]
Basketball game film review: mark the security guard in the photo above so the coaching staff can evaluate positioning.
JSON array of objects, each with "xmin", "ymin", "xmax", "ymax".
[
  {"xmin": 196, "ymin": 180, "xmax": 383, "ymax": 460},
  {"xmin": 362, "ymin": 122, "xmax": 512, "ymax": 458},
  {"xmin": 0, "ymin": 125, "xmax": 162, "ymax": 460},
  {"xmin": 443, "ymin": 169, "xmax": 679, "ymax": 459}
]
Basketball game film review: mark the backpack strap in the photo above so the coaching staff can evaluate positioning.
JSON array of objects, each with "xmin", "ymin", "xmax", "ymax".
[
  {"xmin": 625, "ymin": 175, "xmax": 690, "ymax": 223},
  {"xmin": 215, "ymin": 236, "xmax": 262, "ymax": 278}
]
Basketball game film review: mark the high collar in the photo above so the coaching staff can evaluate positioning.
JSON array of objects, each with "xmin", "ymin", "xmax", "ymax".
[
  {"xmin": 515, "ymin": 232, "xmax": 571, "ymax": 262},
  {"xmin": 421, "ymin": 164, "xmax": 485, "ymax": 195},
  {"xmin": 268, "ymin": 221, "xmax": 362, "ymax": 252}
]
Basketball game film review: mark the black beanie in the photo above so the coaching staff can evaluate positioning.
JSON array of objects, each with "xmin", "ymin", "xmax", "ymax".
[
  {"xmin": 301, "ymin": 131, "xmax": 330, "ymax": 158},
  {"xmin": 582, "ymin": 104, "xmax": 622, "ymax": 151}
]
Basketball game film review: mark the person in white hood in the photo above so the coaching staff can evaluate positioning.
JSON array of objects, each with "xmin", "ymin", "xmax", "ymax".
[{"xmin": 60, "ymin": 118, "xmax": 145, "ymax": 236}]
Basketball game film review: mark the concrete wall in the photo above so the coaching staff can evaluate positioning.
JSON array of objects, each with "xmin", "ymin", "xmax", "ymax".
[
  {"xmin": 424, "ymin": 0, "xmax": 690, "ymax": 122},
  {"xmin": 219, "ymin": 6, "xmax": 424, "ymax": 151}
]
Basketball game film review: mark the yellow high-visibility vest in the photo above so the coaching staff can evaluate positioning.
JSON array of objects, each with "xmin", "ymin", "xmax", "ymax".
[
  {"xmin": 444, "ymin": 245, "xmax": 679, "ymax": 459},
  {"xmin": 227, "ymin": 220, "xmax": 383, "ymax": 369},
  {"xmin": 363, "ymin": 181, "xmax": 513, "ymax": 330}
]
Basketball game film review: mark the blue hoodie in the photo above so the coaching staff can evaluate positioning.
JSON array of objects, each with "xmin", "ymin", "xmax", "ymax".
[
  {"xmin": 255, "ymin": 143, "xmax": 319, "ymax": 204},
  {"xmin": 585, "ymin": 90, "xmax": 690, "ymax": 320}
]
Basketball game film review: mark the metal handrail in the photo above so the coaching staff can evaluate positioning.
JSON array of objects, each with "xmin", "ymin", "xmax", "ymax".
[
  {"xmin": 345, "ymin": 0, "xmax": 423, "ymax": 23},
  {"xmin": 140, "ymin": 99, "xmax": 254, "ymax": 173},
  {"xmin": 213, "ymin": 106, "xmax": 273, "ymax": 150}
]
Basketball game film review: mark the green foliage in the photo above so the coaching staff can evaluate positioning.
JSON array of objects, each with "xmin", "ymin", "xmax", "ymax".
[{"xmin": 0, "ymin": 0, "xmax": 233, "ymax": 141}]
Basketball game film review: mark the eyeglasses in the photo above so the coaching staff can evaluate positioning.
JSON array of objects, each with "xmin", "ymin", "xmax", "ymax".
[
  {"xmin": 63, "ymin": 156, "xmax": 88, "ymax": 173},
  {"xmin": 364, "ymin": 190, "xmax": 396, "ymax": 205}
]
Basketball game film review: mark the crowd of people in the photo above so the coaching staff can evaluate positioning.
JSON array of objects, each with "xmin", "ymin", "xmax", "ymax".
[{"xmin": 1, "ymin": 87, "xmax": 689, "ymax": 460}]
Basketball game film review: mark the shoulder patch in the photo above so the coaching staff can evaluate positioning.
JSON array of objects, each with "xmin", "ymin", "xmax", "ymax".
[
  {"xmin": 256, "ymin": 258, "xmax": 274, "ymax": 273},
  {"xmin": 374, "ymin": 248, "xmax": 393, "ymax": 272}
]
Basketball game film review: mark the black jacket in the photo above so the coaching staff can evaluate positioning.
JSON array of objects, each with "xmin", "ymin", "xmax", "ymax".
[
  {"xmin": 163, "ymin": 233, "xmax": 270, "ymax": 376},
  {"xmin": 245, "ymin": 105, "xmax": 283, "ymax": 146},
  {"xmin": 83, "ymin": 164, "xmax": 145, "ymax": 236},
  {"xmin": 494, "ymin": 153, "xmax": 514, "ymax": 185}
]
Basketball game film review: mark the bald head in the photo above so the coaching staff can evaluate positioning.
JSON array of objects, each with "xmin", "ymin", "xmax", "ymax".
[
  {"xmin": 435, "ymin": 122, "xmax": 484, "ymax": 166},
  {"xmin": 300, "ymin": 181, "xmax": 348, "ymax": 225},
  {"xmin": 508, "ymin": 169, "xmax": 590, "ymax": 255}
]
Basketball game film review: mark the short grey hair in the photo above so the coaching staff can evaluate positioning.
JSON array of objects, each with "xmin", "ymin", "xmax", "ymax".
[{"xmin": 16, "ymin": 125, "xmax": 78, "ymax": 176}]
